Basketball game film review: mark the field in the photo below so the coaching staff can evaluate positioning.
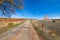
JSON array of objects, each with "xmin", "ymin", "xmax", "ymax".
[
  {"xmin": 0, "ymin": 18, "xmax": 26, "ymax": 34},
  {"xmin": 0, "ymin": 18, "xmax": 60, "ymax": 40},
  {"xmin": 31, "ymin": 19, "xmax": 60, "ymax": 40}
]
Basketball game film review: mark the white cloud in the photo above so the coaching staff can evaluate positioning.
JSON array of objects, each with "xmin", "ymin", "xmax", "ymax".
[{"xmin": 50, "ymin": 17, "xmax": 60, "ymax": 19}]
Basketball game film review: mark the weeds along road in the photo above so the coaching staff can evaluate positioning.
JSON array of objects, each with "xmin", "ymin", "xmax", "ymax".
[{"xmin": 0, "ymin": 20, "xmax": 40, "ymax": 40}]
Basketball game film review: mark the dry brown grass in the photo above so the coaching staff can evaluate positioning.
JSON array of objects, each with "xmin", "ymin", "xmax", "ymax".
[
  {"xmin": 31, "ymin": 19, "xmax": 60, "ymax": 40},
  {"xmin": 0, "ymin": 18, "xmax": 26, "ymax": 34},
  {"xmin": 0, "ymin": 18, "xmax": 26, "ymax": 28}
]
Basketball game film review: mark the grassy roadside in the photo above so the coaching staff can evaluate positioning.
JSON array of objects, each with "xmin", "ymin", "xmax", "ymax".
[
  {"xmin": 30, "ymin": 20, "xmax": 53, "ymax": 40},
  {"xmin": 31, "ymin": 20, "xmax": 60, "ymax": 40},
  {"xmin": 30, "ymin": 20, "xmax": 43, "ymax": 39},
  {"xmin": 0, "ymin": 21, "xmax": 25, "ymax": 34}
]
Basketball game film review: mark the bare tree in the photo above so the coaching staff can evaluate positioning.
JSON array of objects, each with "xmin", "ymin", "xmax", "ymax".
[{"xmin": 0, "ymin": 0, "xmax": 23, "ymax": 18}]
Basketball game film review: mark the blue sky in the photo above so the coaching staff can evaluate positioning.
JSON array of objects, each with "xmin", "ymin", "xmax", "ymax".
[{"xmin": 12, "ymin": 0, "xmax": 60, "ymax": 19}]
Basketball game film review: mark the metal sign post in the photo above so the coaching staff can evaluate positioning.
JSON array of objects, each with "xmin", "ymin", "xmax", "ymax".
[{"xmin": 44, "ymin": 14, "xmax": 49, "ymax": 33}]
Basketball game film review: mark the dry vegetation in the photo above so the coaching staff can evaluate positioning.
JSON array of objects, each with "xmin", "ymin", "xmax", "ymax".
[
  {"xmin": 0, "ymin": 18, "xmax": 26, "ymax": 34},
  {"xmin": 31, "ymin": 19, "xmax": 60, "ymax": 40}
]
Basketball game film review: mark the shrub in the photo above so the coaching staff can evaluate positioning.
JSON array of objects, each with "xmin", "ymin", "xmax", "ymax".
[
  {"xmin": 8, "ymin": 23, "xmax": 14, "ymax": 26},
  {"xmin": 35, "ymin": 27, "xmax": 39, "ymax": 29},
  {"xmin": 52, "ymin": 20, "xmax": 56, "ymax": 23}
]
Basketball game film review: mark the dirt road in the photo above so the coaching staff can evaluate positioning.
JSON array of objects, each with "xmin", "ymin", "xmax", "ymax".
[{"xmin": 0, "ymin": 20, "xmax": 40, "ymax": 40}]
